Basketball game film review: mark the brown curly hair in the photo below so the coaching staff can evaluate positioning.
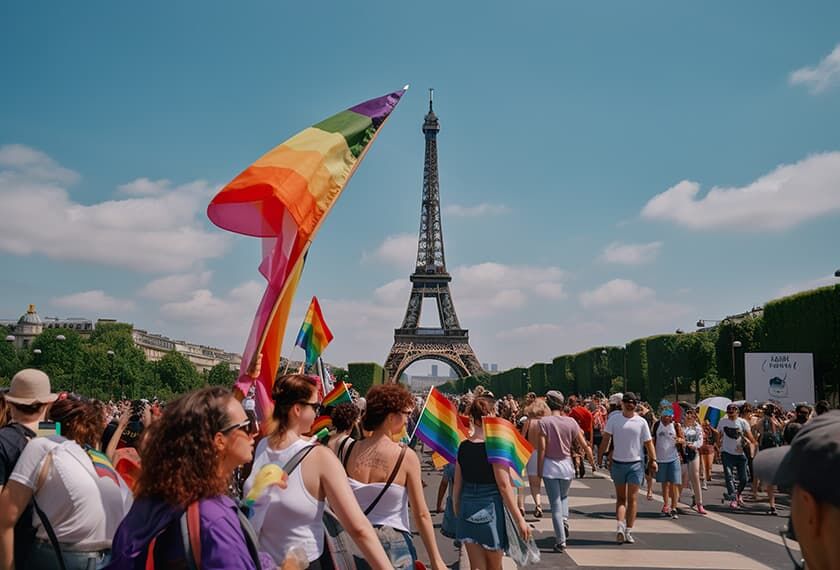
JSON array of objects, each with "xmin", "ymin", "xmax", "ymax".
[
  {"xmin": 49, "ymin": 398, "xmax": 103, "ymax": 448},
  {"xmin": 270, "ymin": 374, "xmax": 318, "ymax": 443},
  {"xmin": 331, "ymin": 402, "xmax": 360, "ymax": 432},
  {"xmin": 135, "ymin": 386, "xmax": 233, "ymax": 507},
  {"xmin": 362, "ymin": 384, "xmax": 414, "ymax": 431}
]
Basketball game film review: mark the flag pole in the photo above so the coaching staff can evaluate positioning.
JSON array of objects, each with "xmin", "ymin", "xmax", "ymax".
[{"xmin": 409, "ymin": 386, "xmax": 435, "ymax": 442}]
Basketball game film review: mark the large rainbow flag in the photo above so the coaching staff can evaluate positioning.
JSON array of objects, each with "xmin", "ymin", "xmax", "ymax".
[
  {"xmin": 413, "ymin": 387, "xmax": 469, "ymax": 464},
  {"xmin": 483, "ymin": 417, "xmax": 534, "ymax": 473},
  {"xmin": 295, "ymin": 296, "xmax": 333, "ymax": 366},
  {"xmin": 207, "ymin": 87, "xmax": 407, "ymax": 423}
]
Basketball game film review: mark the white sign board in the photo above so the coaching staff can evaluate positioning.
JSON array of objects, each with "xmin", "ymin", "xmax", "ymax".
[{"xmin": 744, "ymin": 353, "xmax": 814, "ymax": 409}]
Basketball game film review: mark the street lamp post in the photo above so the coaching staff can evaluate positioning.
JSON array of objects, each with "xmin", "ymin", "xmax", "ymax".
[
  {"xmin": 731, "ymin": 340, "xmax": 742, "ymax": 400},
  {"xmin": 107, "ymin": 350, "xmax": 116, "ymax": 400}
]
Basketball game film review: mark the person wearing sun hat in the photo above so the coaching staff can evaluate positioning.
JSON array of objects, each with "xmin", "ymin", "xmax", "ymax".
[
  {"xmin": 0, "ymin": 369, "xmax": 57, "ymax": 566},
  {"xmin": 754, "ymin": 411, "xmax": 840, "ymax": 570}
]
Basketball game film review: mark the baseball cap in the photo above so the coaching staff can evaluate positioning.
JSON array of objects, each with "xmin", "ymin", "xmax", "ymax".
[
  {"xmin": 661, "ymin": 407, "xmax": 674, "ymax": 417},
  {"xmin": 5, "ymin": 369, "xmax": 58, "ymax": 406},
  {"xmin": 754, "ymin": 411, "xmax": 840, "ymax": 506},
  {"xmin": 546, "ymin": 390, "xmax": 565, "ymax": 407},
  {"xmin": 608, "ymin": 393, "xmax": 623, "ymax": 406},
  {"xmin": 622, "ymin": 392, "xmax": 638, "ymax": 403}
]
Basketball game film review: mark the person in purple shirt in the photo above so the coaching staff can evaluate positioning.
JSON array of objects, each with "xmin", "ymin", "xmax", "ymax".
[{"xmin": 106, "ymin": 386, "xmax": 275, "ymax": 569}]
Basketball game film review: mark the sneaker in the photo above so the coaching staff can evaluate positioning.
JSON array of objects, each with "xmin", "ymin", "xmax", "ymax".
[
  {"xmin": 697, "ymin": 505, "xmax": 708, "ymax": 515},
  {"xmin": 624, "ymin": 529, "xmax": 635, "ymax": 544},
  {"xmin": 670, "ymin": 509, "xmax": 679, "ymax": 520},
  {"xmin": 553, "ymin": 543, "xmax": 566, "ymax": 553},
  {"xmin": 768, "ymin": 507, "xmax": 778, "ymax": 516},
  {"xmin": 616, "ymin": 522, "xmax": 626, "ymax": 544},
  {"xmin": 729, "ymin": 500, "xmax": 739, "ymax": 509},
  {"xmin": 702, "ymin": 481, "xmax": 708, "ymax": 490}
]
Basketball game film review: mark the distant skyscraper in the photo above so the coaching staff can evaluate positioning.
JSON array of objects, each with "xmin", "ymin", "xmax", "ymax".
[{"xmin": 431, "ymin": 364, "xmax": 439, "ymax": 377}]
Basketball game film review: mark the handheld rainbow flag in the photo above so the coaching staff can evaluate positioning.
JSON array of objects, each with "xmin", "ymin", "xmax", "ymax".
[
  {"xmin": 311, "ymin": 415, "xmax": 333, "ymax": 434},
  {"xmin": 207, "ymin": 87, "xmax": 407, "ymax": 424},
  {"xmin": 322, "ymin": 381, "xmax": 352, "ymax": 407},
  {"xmin": 86, "ymin": 447, "xmax": 120, "ymax": 486},
  {"xmin": 483, "ymin": 417, "xmax": 534, "ymax": 473},
  {"xmin": 413, "ymin": 387, "xmax": 470, "ymax": 464},
  {"xmin": 295, "ymin": 296, "xmax": 334, "ymax": 366}
]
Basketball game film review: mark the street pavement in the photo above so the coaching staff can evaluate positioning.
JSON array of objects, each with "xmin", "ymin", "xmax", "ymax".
[{"xmin": 413, "ymin": 446, "xmax": 800, "ymax": 569}]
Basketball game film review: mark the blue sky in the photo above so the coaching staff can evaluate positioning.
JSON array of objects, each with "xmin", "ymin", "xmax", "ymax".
[{"xmin": 2, "ymin": 1, "xmax": 840, "ymax": 373}]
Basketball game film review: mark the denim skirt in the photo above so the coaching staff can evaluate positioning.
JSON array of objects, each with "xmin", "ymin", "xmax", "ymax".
[{"xmin": 456, "ymin": 482, "xmax": 508, "ymax": 551}]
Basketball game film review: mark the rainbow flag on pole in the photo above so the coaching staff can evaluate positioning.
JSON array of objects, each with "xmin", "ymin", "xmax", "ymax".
[
  {"xmin": 322, "ymin": 381, "xmax": 352, "ymax": 407},
  {"xmin": 207, "ymin": 87, "xmax": 407, "ymax": 424},
  {"xmin": 311, "ymin": 415, "xmax": 333, "ymax": 434},
  {"xmin": 295, "ymin": 296, "xmax": 333, "ymax": 366},
  {"xmin": 413, "ymin": 387, "xmax": 469, "ymax": 464},
  {"xmin": 483, "ymin": 417, "xmax": 534, "ymax": 473}
]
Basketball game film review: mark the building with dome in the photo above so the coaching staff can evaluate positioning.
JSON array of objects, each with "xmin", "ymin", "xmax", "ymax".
[{"xmin": 2, "ymin": 304, "xmax": 240, "ymax": 372}]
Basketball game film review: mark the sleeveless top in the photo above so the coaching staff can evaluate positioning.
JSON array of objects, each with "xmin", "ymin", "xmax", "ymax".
[
  {"xmin": 348, "ymin": 479, "xmax": 411, "ymax": 533},
  {"xmin": 244, "ymin": 438, "xmax": 325, "ymax": 563}
]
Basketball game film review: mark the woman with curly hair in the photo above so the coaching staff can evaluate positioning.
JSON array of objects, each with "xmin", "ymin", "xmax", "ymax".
[
  {"xmin": 107, "ymin": 386, "xmax": 273, "ymax": 569},
  {"xmin": 0, "ymin": 396, "xmax": 131, "ymax": 569},
  {"xmin": 327, "ymin": 402, "xmax": 360, "ymax": 457},
  {"xmin": 341, "ymin": 383, "xmax": 447, "ymax": 570},
  {"xmin": 245, "ymin": 374, "xmax": 390, "ymax": 569}
]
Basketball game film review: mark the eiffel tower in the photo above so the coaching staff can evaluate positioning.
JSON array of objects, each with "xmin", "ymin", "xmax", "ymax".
[{"xmin": 384, "ymin": 90, "xmax": 483, "ymax": 382}]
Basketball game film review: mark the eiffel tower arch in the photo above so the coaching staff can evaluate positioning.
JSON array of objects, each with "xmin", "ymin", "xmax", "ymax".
[{"xmin": 384, "ymin": 91, "xmax": 483, "ymax": 383}]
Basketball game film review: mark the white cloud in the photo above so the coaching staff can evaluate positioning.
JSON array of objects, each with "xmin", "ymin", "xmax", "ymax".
[
  {"xmin": 0, "ymin": 144, "xmax": 230, "ymax": 272},
  {"xmin": 443, "ymin": 203, "xmax": 510, "ymax": 217},
  {"xmin": 496, "ymin": 323, "xmax": 564, "ymax": 340},
  {"xmin": 362, "ymin": 233, "xmax": 417, "ymax": 267},
  {"xmin": 139, "ymin": 271, "xmax": 213, "ymax": 301},
  {"xmin": 0, "ymin": 144, "xmax": 78, "ymax": 184},
  {"xmin": 451, "ymin": 262, "xmax": 567, "ymax": 317},
  {"xmin": 789, "ymin": 43, "xmax": 840, "ymax": 94},
  {"xmin": 776, "ymin": 275, "xmax": 838, "ymax": 298},
  {"xmin": 51, "ymin": 290, "xmax": 136, "ymax": 313},
  {"xmin": 159, "ymin": 281, "xmax": 264, "ymax": 343},
  {"xmin": 640, "ymin": 152, "xmax": 840, "ymax": 231},
  {"xmin": 118, "ymin": 178, "xmax": 172, "ymax": 196},
  {"xmin": 373, "ymin": 279, "xmax": 411, "ymax": 305},
  {"xmin": 600, "ymin": 241, "xmax": 663, "ymax": 265},
  {"xmin": 579, "ymin": 279, "xmax": 654, "ymax": 308}
]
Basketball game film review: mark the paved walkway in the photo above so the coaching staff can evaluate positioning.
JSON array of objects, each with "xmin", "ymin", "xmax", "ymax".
[{"xmin": 413, "ymin": 447, "xmax": 800, "ymax": 569}]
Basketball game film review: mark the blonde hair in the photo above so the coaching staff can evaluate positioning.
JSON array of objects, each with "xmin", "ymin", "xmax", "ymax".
[{"xmin": 525, "ymin": 399, "xmax": 550, "ymax": 419}]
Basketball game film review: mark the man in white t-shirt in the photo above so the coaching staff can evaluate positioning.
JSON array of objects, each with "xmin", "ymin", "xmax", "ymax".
[
  {"xmin": 599, "ymin": 392, "xmax": 657, "ymax": 545},
  {"xmin": 717, "ymin": 403, "xmax": 757, "ymax": 509}
]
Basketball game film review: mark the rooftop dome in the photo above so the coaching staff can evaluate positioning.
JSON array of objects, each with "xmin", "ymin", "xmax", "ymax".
[{"xmin": 18, "ymin": 304, "xmax": 42, "ymax": 325}]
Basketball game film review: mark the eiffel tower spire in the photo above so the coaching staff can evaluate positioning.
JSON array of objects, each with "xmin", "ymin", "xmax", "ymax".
[
  {"xmin": 415, "ymin": 88, "xmax": 447, "ymax": 274},
  {"xmin": 384, "ymin": 91, "xmax": 483, "ymax": 382}
]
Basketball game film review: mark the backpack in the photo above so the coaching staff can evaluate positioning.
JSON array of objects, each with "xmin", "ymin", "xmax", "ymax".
[{"xmin": 759, "ymin": 417, "xmax": 781, "ymax": 450}]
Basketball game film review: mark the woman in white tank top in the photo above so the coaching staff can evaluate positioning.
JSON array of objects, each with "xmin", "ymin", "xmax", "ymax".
[
  {"xmin": 244, "ymin": 374, "xmax": 390, "ymax": 570},
  {"xmin": 342, "ymin": 384, "xmax": 448, "ymax": 570}
]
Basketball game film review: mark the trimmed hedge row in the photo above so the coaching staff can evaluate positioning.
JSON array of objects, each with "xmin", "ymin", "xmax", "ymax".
[{"xmin": 347, "ymin": 362, "xmax": 385, "ymax": 396}]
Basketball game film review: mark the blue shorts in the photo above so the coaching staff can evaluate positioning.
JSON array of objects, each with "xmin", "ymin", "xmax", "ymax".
[
  {"xmin": 656, "ymin": 459, "xmax": 682, "ymax": 484},
  {"xmin": 611, "ymin": 460, "xmax": 644, "ymax": 486}
]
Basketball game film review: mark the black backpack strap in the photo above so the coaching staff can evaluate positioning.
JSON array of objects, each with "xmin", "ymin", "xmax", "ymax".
[
  {"xmin": 33, "ymin": 499, "xmax": 67, "ymax": 570},
  {"xmin": 341, "ymin": 440, "xmax": 357, "ymax": 471},
  {"xmin": 236, "ymin": 509, "xmax": 263, "ymax": 569},
  {"xmin": 364, "ymin": 445, "xmax": 407, "ymax": 517},
  {"xmin": 337, "ymin": 435, "xmax": 352, "ymax": 460},
  {"xmin": 282, "ymin": 444, "xmax": 317, "ymax": 476}
]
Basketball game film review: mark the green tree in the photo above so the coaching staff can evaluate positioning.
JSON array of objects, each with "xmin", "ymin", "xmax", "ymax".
[
  {"xmin": 0, "ymin": 326, "xmax": 25, "ymax": 383},
  {"xmin": 207, "ymin": 362, "xmax": 237, "ymax": 387},
  {"xmin": 30, "ymin": 328, "xmax": 85, "ymax": 392},
  {"xmin": 156, "ymin": 351, "xmax": 204, "ymax": 395}
]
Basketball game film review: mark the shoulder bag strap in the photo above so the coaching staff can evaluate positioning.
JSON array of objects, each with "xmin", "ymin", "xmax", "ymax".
[
  {"xmin": 282, "ymin": 443, "xmax": 317, "ymax": 476},
  {"xmin": 32, "ymin": 449, "xmax": 68, "ymax": 570},
  {"xmin": 341, "ymin": 440, "xmax": 357, "ymax": 471},
  {"xmin": 236, "ymin": 509, "xmax": 263, "ymax": 569},
  {"xmin": 363, "ymin": 444, "xmax": 408, "ymax": 517},
  {"xmin": 337, "ymin": 435, "xmax": 352, "ymax": 460}
]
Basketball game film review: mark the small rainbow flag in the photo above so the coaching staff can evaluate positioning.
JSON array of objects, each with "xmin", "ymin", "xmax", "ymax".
[
  {"xmin": 86, "ymin": 447, "xmax": 120, "ymax": 486},
  {"xmin": 699, "ymin": 405, "xmax": 723, "ymax": 428},
  {"xmin": 295, "ymin": 296, "xmax": 334, "ymax": 366},
  {"xmin": 483, "ymin": 417, "xmax": 534, "ymax": 474},
  {"xmin": 413, "ymin": 387, "xmax": 469, "ymax": 464},
  {"xmin": 322, "ymin": 381, "xmax": 352, "ymax": 408},
  {"xmin": 311, "ymin": 415, "xmax": 333, "ymax": 433}
]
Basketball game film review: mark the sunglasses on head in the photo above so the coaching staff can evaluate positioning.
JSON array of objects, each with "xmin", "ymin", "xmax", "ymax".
[{"xmin": 220, "ymin": 419, "xmax": 257, "ymax": 436}]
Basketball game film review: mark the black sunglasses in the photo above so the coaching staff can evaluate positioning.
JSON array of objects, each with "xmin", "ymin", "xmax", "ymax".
[
  {"xmin": 297, "ymin": 401, "xmax": 323, "ymax": 415},
  {"xmin": 220, "ymin": 419, "xmax": 256, "ymax": 436},
  {"xmin": 622, "ymin": 399, "xmax": 637, "ymax": 405}
]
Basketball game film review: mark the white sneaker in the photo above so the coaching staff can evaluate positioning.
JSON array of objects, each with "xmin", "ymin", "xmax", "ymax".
[
  {"xmin": 625, "ymin": 528, "xmax": 635, "ymax": 544},
  {"xmin": 702, "ymin": 481, "xmax": 708, "ymax": 490},
  {"xmin": 616, "ymin": 521, "xmax": 626, "ymax": 544}
]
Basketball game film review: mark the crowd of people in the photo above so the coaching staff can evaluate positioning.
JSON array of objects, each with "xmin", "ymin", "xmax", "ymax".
[{"xmin": 1, "ymin": 366, "xmax": 838, "ymax": 570}]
